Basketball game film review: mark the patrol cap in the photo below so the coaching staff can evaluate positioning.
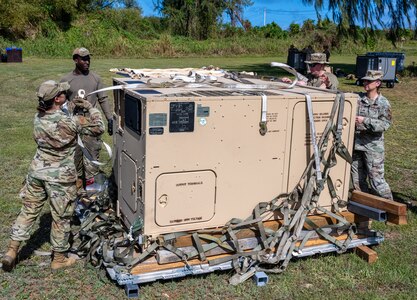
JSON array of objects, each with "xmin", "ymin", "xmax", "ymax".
[
  {"xmin": 361, "ymin": 70, "xmax": 383, "ymax": 81},
  {"xmin": 305, "ymin": 53, "xmax": 329, "ymax": 64},
  {"xmin": 72, "ymin": 47, "xmax": 91, "ymax": 57},
  {"xmin": 36, "ymin": 80, "xmax": 70, "ymax": 101}
]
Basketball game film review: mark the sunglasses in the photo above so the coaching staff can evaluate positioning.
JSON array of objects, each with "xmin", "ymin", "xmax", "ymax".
[
  {"xmin": 309, "ymin": 63, "xmax": 321, "ymax": 68},
  {"xmin": 79, "ymin": 55, "xmax": 90, "ymax": 61}
]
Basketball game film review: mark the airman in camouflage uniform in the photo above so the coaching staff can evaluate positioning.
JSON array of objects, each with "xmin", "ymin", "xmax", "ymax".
[
  {"xmin": 304, "ymin": 53, "xmax": 339, "ymax": 90},
  {"xmin": 281, "ymin": 53, "xmax": 339, "ymax": 90},
  {"xmin": 2, "ymin": 80, "xmax": 104, "ymax": 272},
  {"xmin": 351, "ymin": 70, "xmax": 393, "ymax": 199}
]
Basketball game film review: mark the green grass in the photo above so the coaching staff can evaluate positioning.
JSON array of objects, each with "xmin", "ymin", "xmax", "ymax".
[{"xmin": 1, "ymin": 56, "xmax": 417, "ymax": 299}]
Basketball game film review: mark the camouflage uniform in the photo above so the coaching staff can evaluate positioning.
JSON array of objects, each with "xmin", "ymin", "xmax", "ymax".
[
  {"xmin": 351, "ymin": 92, "xmax": 393, "ymax": 199},
  {"xmin": 11, "ymin": 106, "xmax": 104, "ymax": 252},
  {"xmin": 61, "ymin": 48, "xmax": 112, "ymax": 182},
  {"xmin": 306, "ymin": 72, "xmax": 339, "ymax": 90},
  {"xmin": 304, "ymin": 53, "xmax": 339, "ymax": 90}
]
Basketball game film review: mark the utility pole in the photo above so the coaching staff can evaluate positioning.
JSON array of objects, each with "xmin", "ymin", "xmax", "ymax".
[{"xmin": 263, "ymin": 8, "xmax": 266, "ymax": 26}]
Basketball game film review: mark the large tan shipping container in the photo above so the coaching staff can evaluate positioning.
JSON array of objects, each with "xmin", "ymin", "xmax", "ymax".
[{"xmin": 111, "ymin": 75, "xmax": 358, "ymax": 239}]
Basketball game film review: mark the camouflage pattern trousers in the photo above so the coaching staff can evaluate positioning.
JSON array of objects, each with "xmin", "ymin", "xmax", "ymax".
[
  {"xmin": 10, "ymin": 175, "xmax": 76, "ymax": 252},
  {"xmin": 74, "ymin": 134, "xmax": 102, "ymax": 182},
  {"xmin": 351, "ymin": 150, "xmax": 393, "ymax": 200}
]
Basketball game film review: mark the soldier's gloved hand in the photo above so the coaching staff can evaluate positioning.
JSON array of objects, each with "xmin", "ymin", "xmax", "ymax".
[
  {"xmin": 73, "ymin": 97, "xmax": 93, "ymax": 110},
  {"xmin": 108, "ymin": 119, "xmax": 113, "ymax": 136}
]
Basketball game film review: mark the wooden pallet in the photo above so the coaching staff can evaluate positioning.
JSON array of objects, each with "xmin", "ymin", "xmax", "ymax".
[
  {"xmin": 130, "ymin": 211, "xmax": 371, "ymax": 275},
  {"xmin": 128, "ymin": 192, "xmax": 410, "ymax": 275}
]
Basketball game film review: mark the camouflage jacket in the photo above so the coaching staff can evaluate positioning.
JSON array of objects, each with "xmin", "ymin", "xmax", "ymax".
[
  {"xmin": 354, "ymin": 93, "xmax": 392, "ymax": 152},
  {"xmin": 307, "ymin": 72, "xmax": 339, "ymax": 90},
  {"xmin": 28, "ymin": 107, "xmax": 104, "ymax": 182}
]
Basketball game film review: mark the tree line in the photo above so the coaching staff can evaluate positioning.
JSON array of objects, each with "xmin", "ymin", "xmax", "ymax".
[{"xmin": 0, "ymin": 0, "xmax": 415, "ymax": 44}]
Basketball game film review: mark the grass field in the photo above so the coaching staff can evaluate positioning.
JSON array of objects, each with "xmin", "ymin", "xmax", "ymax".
[{"xmin": 1, "ymin": 55, "xmax": 417, "ymax": 299}]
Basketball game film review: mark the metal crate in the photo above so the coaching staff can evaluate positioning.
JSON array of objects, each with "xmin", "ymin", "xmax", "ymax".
[{"xmin": 355, "ymin": 55, "xmax": 397, "ymax": 88}]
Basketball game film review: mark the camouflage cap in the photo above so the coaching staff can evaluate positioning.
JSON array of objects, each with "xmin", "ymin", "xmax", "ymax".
[
  {"xmin": 72, "ymin": 47, "xmax": 91, "ymax": 57},
  {"xmin": 305, "ymin": 53, "xmax": 329, "ymax": 64},
  {"xmin": 362, "ymin": 70, "xmax": 383, "ymax": 81},
  {"xmin": 36, "ymin": 80, "xmax": 70, "ymax": 101}
]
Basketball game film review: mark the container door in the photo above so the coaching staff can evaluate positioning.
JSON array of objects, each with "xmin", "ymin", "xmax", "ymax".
[
  {"xmin": 287, "ymin": 100, "xmax": 353, "ymax": 207},
  {"xmin": 120, "ymin": 152, "xmax": 138, "ymax": 214},
  {"xmin": 155, "ymin": 170, "xmax": 216, "ymax": 226}
]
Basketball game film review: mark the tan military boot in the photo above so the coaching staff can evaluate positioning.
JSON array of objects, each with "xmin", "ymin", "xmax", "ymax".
[
  {"xmin": 2, "ymin": 240, "xmax": 21, "ymax": 272},
  {"xmin": 50, "ymin": 252, "xmax": 77, "ymax": 271}
]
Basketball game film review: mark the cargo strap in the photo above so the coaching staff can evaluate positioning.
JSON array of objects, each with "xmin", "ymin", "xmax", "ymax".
[
  {"xmin": 305, "ymin": 93, "xmax": 323, "ymax": 182},
  {"xmin": 71, "ymin": 88, "xmax": 355, "ymax": 284},
  {"xmin": 77, "ymin": 136, "xmax": 113, "ymax": 166},
  {"xmin": 270, "ymin": 62, "xmax": 300, "ymax": 88},
  {"xmin": 259, "ymin": 93, "xmax": 268, "ymax": 135},
  {"xmin": 156, "ymin": 90, "xmax": 354, "ymax": 284},
  {"xmin": 71, "ymin": 89, "xmax": 113, "ymax": 167}
]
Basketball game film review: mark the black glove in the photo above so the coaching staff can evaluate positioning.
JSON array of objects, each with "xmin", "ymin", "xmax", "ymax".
[{"xmin": 108, "ymin": 119, "xmax": 113, "ymax": 136}]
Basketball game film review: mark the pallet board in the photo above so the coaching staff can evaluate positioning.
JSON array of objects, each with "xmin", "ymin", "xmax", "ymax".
[
  {"xmin": 351, "ymin": 190, "xmax": 407, "ymax": 216},
  {"xmin": 355, "ymin": 245, "xmax": 378, "ymax": 264},
  {"xmin": 128, "ymin": 211, "xmax": 369, "ymax": 275},
  {"xmin": 167, "ymin": 211, "xmax": 368, "ymax": 249},
  {"xmin": 351, "ymin": 190, "xmax": 407, "ymax": 225},
  {"xmin": 130, "ymin": 233, "xmax": 365, "ymax": 275}
]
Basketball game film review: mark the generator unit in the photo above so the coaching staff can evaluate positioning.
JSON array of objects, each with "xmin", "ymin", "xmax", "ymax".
[
  {"xmin": 287, "ymin": 50, "xmax": 307, "ymax": 73},
  {"xmin": 111, "ymin": 74, "xmax": 358, "ymax": 239},
  {"xmin": 366, "ymin": 52, "xmax": 406, "ymax": 72},
  {"xmin": 355, "ymin": 55, "xmax": 397, "ymax": 88}
]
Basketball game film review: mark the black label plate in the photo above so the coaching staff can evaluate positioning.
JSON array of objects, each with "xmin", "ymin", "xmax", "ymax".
[
  {"xmin": 149, "ymin": 127, "xmax": 164, "ymax": 135},
  {"xmin": 169, "ymin": 102, "xmax": 195, "ymax": 132}
]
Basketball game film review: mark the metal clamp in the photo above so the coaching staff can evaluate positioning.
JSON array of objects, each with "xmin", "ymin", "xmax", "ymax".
[
  {"xmin": 125, "ymin": 283, "xmax": 139, "ymax": 298},
  {"xmin": 259, "ymin": 94, "xmax": 268, "ymax": 136},
  {"xmin": 259, "ymin": 121, "xmax": 268, "ymax": 136},
  {"xmin": 253, "ymin": 271, "xmax": 269, "ymax": 286},
  {"xmin": 78, "ymin": 89, "xmax": 86, "ymax": 98}
]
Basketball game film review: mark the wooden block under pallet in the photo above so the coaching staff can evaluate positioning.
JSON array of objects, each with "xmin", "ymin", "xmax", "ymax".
[
  {"xmin": 355, "ymin": 245, "xmax": 378, "ymax": 264},
  {"xmin": 387, "ymin": 214, "xmax": 408, "ymax": 225},
  {"xmin": 351, "ymin": 190, "xmax": 407, "ymax": 216}
]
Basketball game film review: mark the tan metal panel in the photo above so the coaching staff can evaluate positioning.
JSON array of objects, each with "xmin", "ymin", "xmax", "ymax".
[
  {"xmin": 120, "ymin": 152, "xmax": 138, "ymax": 213},
  {"xmin": 143, "ymin": 96, "xmax": 289, "ymax": 236},
  {"xmin": 155, "ymin": 170, "xmax": 216, "ymax": 226},
  {"xmin": 112, "ymin": 76, "xmax": 358, "ymax": 238},
  {"xmin": 288, "ymin": 100, "xmax": 354, "ymax": 206}
]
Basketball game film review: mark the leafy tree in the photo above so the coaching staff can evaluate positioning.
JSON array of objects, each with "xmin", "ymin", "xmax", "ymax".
[
  {"xmin": 264, "ymin": 22, "xmax": 286, "ymax": 39},
  {"xmin": 0, "ymin": 0, "xmax": 44, "ymax": 39},
  {"xmin": 289, "ymin": 22, "xmax": 300, "ymax": 36},
  {"xmin": 301, "ymin": 19, "xmax": 315, "ymax": 33},
  {"xmin": 120, "ymin": 0, "xmax": 139, "ymax": 9},
  {"xmin": 303, "ymin": 0, "xmax": 417, "ymax": 42},
  {"xmin": 224, "ymin": 0, "xmax": 253, "ymax": 28},
  {"xmin": 155, "ymin": 0, "xmax": 225, "ymax": 39},
  {"xmin": 0, "ymin": 0, "xmax": 128, "ymax": 39}
]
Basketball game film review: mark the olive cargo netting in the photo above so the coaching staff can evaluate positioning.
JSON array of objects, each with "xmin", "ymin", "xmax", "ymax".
[{"xmin": 70, "ymin": 90, "xmax": 361, "ymax": 284}]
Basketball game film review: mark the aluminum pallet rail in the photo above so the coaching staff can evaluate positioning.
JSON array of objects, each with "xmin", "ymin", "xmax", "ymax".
[{"xmin": 106, "ymin": 235, "xmax": 383, "ymax": 297}]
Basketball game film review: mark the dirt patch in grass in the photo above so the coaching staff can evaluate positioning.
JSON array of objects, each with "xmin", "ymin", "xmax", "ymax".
[{"xmin": 384, "ymin": 231, "xmax": 402, "ymax": 241}]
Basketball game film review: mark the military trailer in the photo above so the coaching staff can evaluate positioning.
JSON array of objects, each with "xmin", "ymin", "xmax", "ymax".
[
  {"xmin": 287, "ymin": 50, "xmax": 307, "ymax": 73},
  {"xmin": 355, "ymin": 55, "xmax": 397, "ymax": 88},
  {"xmin": 366, "ymin": 52, "xmax": 406, "ymax": 72},
  {"xmin": 96, "ymin": 69, "xmax": 388, "ymax": 295}
]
